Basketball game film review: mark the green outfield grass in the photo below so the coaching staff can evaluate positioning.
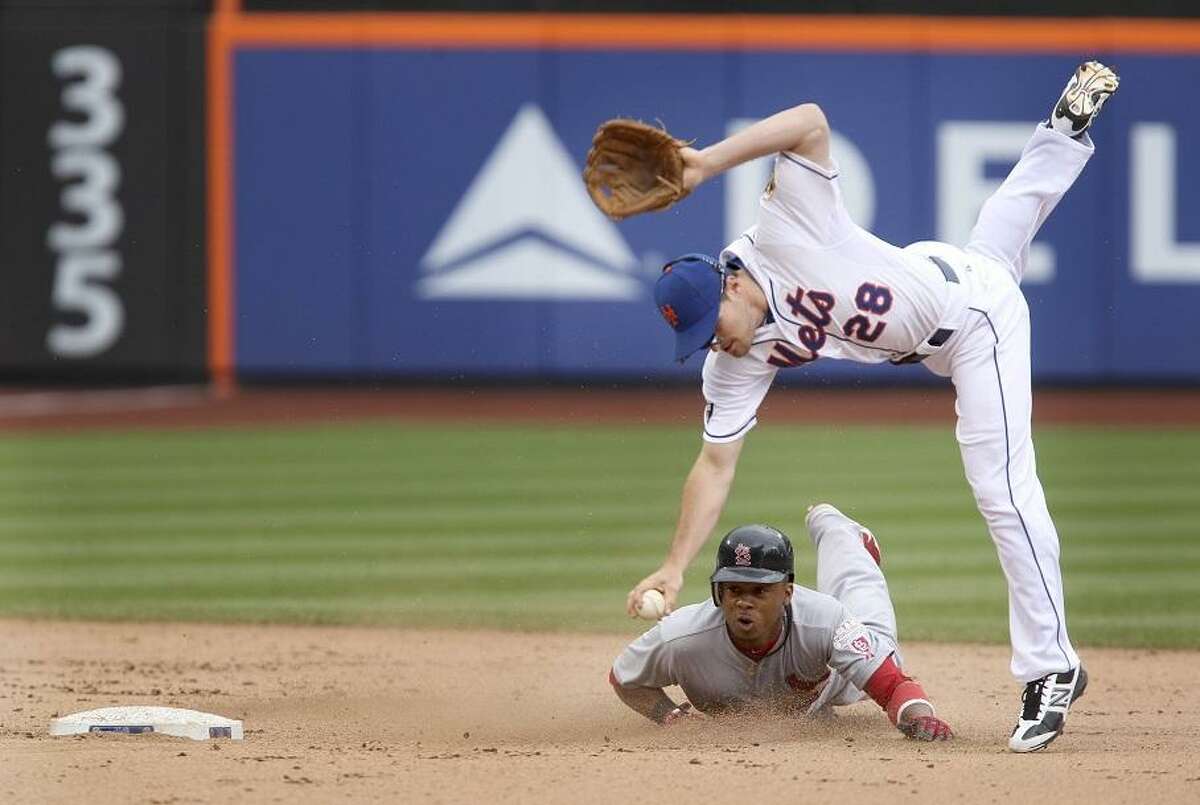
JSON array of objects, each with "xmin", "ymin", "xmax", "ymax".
[{"xmin": 0, "ymin": 421, "xmax": 1197, "ymax": 648}]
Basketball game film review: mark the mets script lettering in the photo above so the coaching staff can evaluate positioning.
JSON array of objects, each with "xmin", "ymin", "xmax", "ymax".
[{"xmin": 768, "ymin": 282, "xmax": 893, "ymax": 368}]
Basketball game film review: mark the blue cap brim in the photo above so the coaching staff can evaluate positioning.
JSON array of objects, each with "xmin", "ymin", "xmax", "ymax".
[{"xmin": 674, "ymin": 306, "xmax": 719, "ymax": 362}]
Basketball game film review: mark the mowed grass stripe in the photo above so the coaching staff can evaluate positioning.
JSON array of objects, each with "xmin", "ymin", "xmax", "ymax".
[
  {"xmin": 0, "ymin": 466, "xmax": 963, "ymax": 499},
  {"xmin": 0, "ymin": 509, "xmax": 1179, "ymax": 555},
  {"xmin": 0, "ymin": 475, "xmax": 1193, "ymax": 514},
  {"xmin": 3, "ymin": 558, "xmax": 1196, "ymax": 600},
  {"xmin": 4, "ymin": 538, "xmax": 1197, "ymax": 577},
  {"xmin": 0, "ymin": 452, "xmax": 1190, "ymax": 485},
  {"xmin": 4, "ymin": 435, "xmax": 1195, "ymax": 477},
  {"xmin": 1, "ymin": 504, "xmax": 1192, "ymax": 538},
  {"xmin": 0, "ymin": 492, "xmax": 969, "ymax": 525},
  {"xmin": 3, "ymin": 421, "xmax": 1178, "ymax": 466},
  {"xmin": 1, "ymin": 421, "xmax": 1198, "ymax": 646}
]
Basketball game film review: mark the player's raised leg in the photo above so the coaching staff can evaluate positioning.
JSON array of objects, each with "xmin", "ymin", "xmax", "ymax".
[
  {"xmin": 965, "ymin": 61, "xmax": 1118, "ymax": 284},
  {"xmin": 802, "ymin": 503, "xmax": 902, "ymax": 711},
  {"xmin": 949, "ymin": 298, "xmax": 1086, "ymax": 752},
  {"xmin": 806, "ymin": 504, "xmax": 897, "ymax": 647}
]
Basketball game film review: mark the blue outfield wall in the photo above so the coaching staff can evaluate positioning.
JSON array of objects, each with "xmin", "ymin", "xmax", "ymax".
[{"xmin": 233, "ymin": 49, "xmax": 1200, "ymax": 382}]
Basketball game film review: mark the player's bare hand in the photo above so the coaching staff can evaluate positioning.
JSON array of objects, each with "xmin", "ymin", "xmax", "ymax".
[
  {"xmin": 627, "ymin": 567, "xmax": 684, "ymax": 618},
  {"xmin": 661, "ymin": 702, "xmax": 706, "ymax": 726},
  {"xmin": 680, "ymin": 147, "xmax": 708, "ymax": 192},
  {"xmin": 899, "ymin": 714, "xmax": 954, "ymax": 742}
]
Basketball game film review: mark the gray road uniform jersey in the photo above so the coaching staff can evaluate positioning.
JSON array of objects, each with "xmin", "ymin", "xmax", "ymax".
[{"xmin": 612, "ymin": 505, "xmax": 901, "ymax": 716}]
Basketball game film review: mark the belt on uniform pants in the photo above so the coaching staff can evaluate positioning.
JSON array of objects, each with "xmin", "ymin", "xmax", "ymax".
[{"xmin": 890, "ymin": 256, "xmax": 960, "ymax": 366}]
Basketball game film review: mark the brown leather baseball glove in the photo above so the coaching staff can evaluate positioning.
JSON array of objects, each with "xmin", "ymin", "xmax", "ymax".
[{"xmin": 583, "ymin": 119, "xmax": 690, "ymax": 220}]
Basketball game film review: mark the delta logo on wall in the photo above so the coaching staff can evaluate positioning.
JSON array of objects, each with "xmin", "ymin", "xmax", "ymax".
[{"xmin": 416, "ymin": 104, "xmax": 643, "ymax": 301}]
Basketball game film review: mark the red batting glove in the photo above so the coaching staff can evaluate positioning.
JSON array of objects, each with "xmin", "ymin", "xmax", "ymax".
[{"xmin": 899, "ymin": 714, "xmax": 953, "ymax": 741}]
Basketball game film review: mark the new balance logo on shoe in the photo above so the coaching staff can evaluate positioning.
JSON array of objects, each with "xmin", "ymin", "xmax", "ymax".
[
  {"xmin": 417, "ymin": 104, "xmax": 642, "ymax": 301},
  {"xmin": 1009, "ymin": 666, "xmax": 1088, "ymax": 753}
]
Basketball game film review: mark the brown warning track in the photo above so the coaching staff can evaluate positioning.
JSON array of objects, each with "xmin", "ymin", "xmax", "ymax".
[{"xmin": 0, "ymin": 386, "xmax": 1197, "ymax": 433}]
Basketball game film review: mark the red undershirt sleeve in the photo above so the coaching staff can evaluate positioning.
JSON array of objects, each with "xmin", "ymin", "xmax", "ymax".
[{"xmin": 863, "ymin": 653, "xmax": 932, "ymax": 726}]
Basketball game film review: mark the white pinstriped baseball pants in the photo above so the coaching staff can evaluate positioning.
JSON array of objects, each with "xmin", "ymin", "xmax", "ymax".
[{"xmin": 925, "ymin": 125, "xmax": 1093, "ymax": 681}]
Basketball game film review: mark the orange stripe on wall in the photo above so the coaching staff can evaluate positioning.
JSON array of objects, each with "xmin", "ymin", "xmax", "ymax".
[
  {"xmin": 207, "ymin": 10, "xmax": 235, "ymax": 395},
  {"xmin": 222, "ymin": 12, "xmax": 1200, "ymax": 53}
]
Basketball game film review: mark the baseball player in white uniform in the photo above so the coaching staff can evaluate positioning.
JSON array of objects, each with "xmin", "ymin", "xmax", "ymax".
[
  {"xmin": 628, "ymin": 61, "xmax": 1118, "ymax": 752},
  {"xmin": 612, "ymin": 505, "xmax": 953, "ymax": 741}
]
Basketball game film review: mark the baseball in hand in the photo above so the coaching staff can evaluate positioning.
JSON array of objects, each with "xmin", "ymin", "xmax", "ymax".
[{"xmin": 636, "ymin": 589, "xmax": 666, "ymax": 621}]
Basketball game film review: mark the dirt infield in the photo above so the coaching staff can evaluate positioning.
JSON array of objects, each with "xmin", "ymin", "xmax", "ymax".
[
  {"xmin": 1, "ymin": 385, "xmax": 1198, "ymax": 432},
  {"xmin": 2, "ymin": 619, "xmax": 1196, "ymax": 804}
]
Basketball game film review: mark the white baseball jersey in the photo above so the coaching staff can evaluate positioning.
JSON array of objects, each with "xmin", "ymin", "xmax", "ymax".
[
  {"xmin": 702, "ymin": 151, "xmax": 972, "ymax": 442},
  {"xmin": 694, "ymin": 124, "xmax": 1097, "ymax": 684},
  {"xmin": 611, "ymin": 586, "xmax": 894, "ymax": 715}
]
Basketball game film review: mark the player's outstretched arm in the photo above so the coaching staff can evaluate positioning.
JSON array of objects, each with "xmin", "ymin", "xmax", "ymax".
[
  {"xmin": 863, "ymin": 655, "xmax": 953, "ymax": 742},
  {"xmin": 626, "ymin": 439, "xmax": 744, "ymax": 617},
  {"xmin": 609, "ymin": 671, "xmax": 699, "ymax": 725},
  {"xmin": 683, "ymin": 103, "xmax": 831, "ymax": 193}
]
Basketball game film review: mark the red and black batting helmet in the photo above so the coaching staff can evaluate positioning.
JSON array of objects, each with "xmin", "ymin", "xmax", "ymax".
[{"xmin": 709, "ymin": 524, "xmax": 795, "ymax": 605}]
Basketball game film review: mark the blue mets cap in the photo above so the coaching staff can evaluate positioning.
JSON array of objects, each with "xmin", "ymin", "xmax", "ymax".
[{"xmin": 654, "ymin": 253, "xmax": 725, "ymax": 363}]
